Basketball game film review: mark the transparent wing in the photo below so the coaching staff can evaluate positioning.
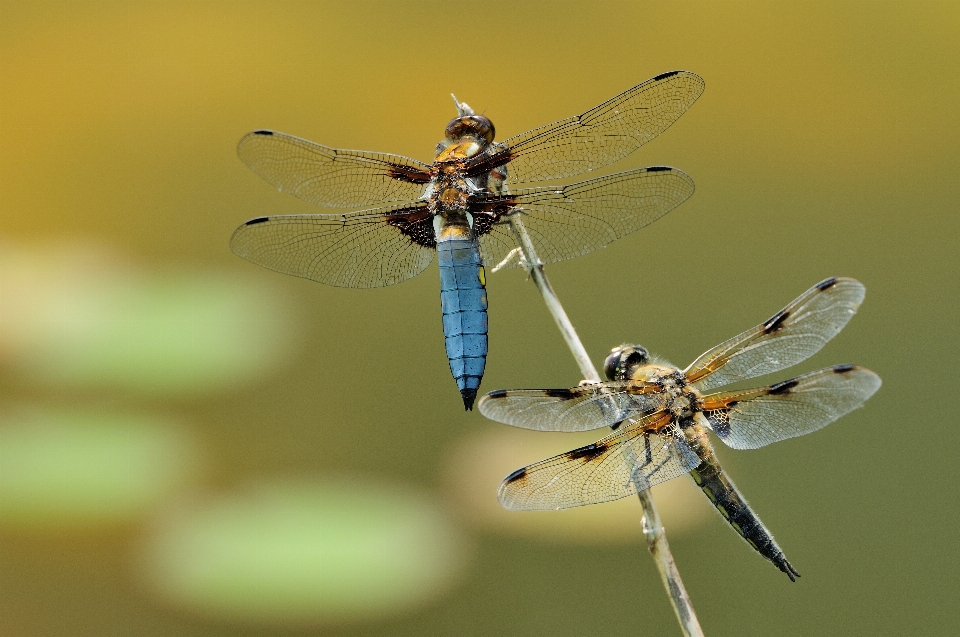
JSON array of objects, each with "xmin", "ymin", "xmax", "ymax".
[
  {"xmin": 467, "ymin": 71, "xmax": 704, "ymax": 185},
  {"xmin": 230, "ymin": 202, "xmax": 435, "ymax": 289},
  {"xmin": 237, "ymin": 130, "xmax": 432, "ymax": 208},
  {"xmin": 473, "ymin": 166, "xmax": 695, "ymax": 269},
  {"xmin": 700, "ymin": 365, "xmax": 882, "ymax": 450},
  {"xmin": 685, "ymin": 278, "xmax": 866, "ymax": 392},
  {"xmin": 498, "ymin": 414, "xmax": 700, "ymax": 511},
  {"xmin": 478, "ymin": 381, "xmax": 663, "ymax": 432}
]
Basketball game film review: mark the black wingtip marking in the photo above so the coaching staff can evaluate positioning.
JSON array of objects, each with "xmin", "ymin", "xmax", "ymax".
[
  {"xmin": 646, "ymin": 165, "xmax": 672, "ymax": 172},
  {"xmin": 486, "ymin": 389, "xmax": 508, "ymax": 400},
  {"xmin": 769, "ymin": 379, "xmax": 799, "ymax": 395},
  {"xmin": 816, "ymin": 277, "xmax": 839, "ymax": 291},
  {"xmin": 245, "ymin": 217, "xmax": 270, "ymax": 225},
  {"xmin": 653, "ymin": 70, "xmax": 681, "ymax": 81},
  {"xmin": 462, "ymin": 389, "xmax": 477, "ymax": 411},
  {"xmin": 252, "ymin": 130, "xmax": 274, "ymax": 136},
  {"xmin": 504, "ymin": 467, "xmax": 527, "ymax": 484},
  {"xmin": 832, "ymin": 364, "xmax": 856, "ymax": 374},
  {"xmin": 565, "ymin": 442, "xmax": 608, "ymax": 461},
  {"xmin": 762, "ymin": 310, "xmax": 790, "ymax": 334}
]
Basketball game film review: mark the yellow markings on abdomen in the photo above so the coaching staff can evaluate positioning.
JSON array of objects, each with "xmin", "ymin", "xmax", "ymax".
[{"xmin": 478, "ymin": 266, "xmax": 486, "ymax": 287}]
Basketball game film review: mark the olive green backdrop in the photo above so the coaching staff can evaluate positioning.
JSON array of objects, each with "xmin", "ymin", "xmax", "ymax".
[{"xmin": 2, "ymin": 2, "xmax": 958, "ymax": 636}]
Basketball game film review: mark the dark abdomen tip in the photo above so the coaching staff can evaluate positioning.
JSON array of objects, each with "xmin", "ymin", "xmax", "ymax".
[
  {"xmin": 461, "ymin": 389, "xmax": 477, "ymax": 411},
  {"xmin": 778, "ymin": 557, "xmax": 801, "ymax": 582}
]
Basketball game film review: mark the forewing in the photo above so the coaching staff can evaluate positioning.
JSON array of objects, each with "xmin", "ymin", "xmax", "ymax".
[
  {"xmin": 478, "ymin": 381, "xmax": 663, "ymax": 432},
  {"xmin": 474, "ymin": 166, "xmax": 694, "ymax": 269},
  {"xmin": 468, "ymin": 71, "xmax": 703, "ymax": 185},
  {"xmin": 497, "ymin": 414, "xmax": 701, "ymax": 510},
  {"xmin": 238, "ymin": 130, "xmax": 432, "ymax": 208},
  {"xmin": 700, "ymin": 365, "xmax": 882, "ymax": 450},
  {"xmin": 686, "ymin": 277, "xmax": 866, "ymax": 392},
  {"xmin": 230, "ymin": 202, "xmax": 435, "ymax": 288}
]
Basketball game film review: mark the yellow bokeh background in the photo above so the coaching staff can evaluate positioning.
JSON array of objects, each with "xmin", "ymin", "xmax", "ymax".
[{"xmin": 2, "ymin": 2, "xmax": 958, "ymax": 635}]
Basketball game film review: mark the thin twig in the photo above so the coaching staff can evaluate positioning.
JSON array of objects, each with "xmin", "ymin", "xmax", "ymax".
[{"xmin": 507, "ymin": 214, "xmax": 704, "ymax": 637}]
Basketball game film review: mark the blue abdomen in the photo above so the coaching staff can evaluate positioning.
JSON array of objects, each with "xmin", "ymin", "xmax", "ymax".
[{"xmin": 437, "ymin": 233, "xmax": 488, "ymax": 410}]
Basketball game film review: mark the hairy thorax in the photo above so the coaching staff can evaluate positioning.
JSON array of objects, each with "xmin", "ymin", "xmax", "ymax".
[{"xmin": 630, "ymin": 364, "xmax": 704, "ymax": 422}]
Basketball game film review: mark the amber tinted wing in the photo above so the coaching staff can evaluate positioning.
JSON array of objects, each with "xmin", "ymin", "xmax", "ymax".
[
  {"xmin": 230, "ymin": 202, "xmax": 435, "ymax": 288},
  {"xmin": 237, "ymin": 130, "xmax": 432, "ymax": 208},
  {"xmin": 685, "ymin": 278, "xmax": 866, "ymax": 392},
  {"xmin": 700, "ymin": 365, "xmax": 881, "ymax": 449},
  {"xmin": 473, "ymin": 166, "xmax": 694, "ymax": 270},
  {"xmin": 498, "ymin": 413, "xmax": 700, "ymax": 510},
  {"xmin": 478, "ymin": 381, "xmax": 663, "ymax": 432},
  {"xmin": 467, "ymin": 71, "xmax": 703, "ymax": 185}
]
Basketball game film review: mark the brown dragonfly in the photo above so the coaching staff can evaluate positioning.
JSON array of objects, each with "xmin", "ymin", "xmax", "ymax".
[{"xmin": 478, "ymin": 277, "xmax": 881, "ymax": 580}]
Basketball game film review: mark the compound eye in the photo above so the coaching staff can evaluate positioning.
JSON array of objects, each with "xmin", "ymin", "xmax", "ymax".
[
  {"xmin": 445, "ymin": 115, "xmax": 495, "ymax": 144},
  {"xmin": 604, "ymin": 345, "xmax": 649, "ymax": 380},
  {"xmin": 603, "ymin": 349, "xmax": 624, "ymax": 381},
  {"xmin": 624, "ymin": 346, "xmax": 649, "ymax": 369},
  {"xmin": 468, "ymin": 115, "xmax": 495, "ymax": 144}
]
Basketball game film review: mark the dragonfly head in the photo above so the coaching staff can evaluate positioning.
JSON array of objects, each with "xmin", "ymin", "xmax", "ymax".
[
  {"xmin": 604, "ymin": 345, "xmax": 650, "ymax": 381},
  {"xmin": 444, "ymin": 114, "xmax": 495, "ymax": 146}
]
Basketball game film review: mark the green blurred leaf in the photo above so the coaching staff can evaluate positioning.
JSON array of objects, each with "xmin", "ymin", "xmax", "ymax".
[
  {"xmin": 0, "ymin": 243, "xmax": 294, "ymax": 395},
  {"xmin": 0, "ymin": 408, "xmax": 198, "ymax": 528},
  {"xmin": 139, "ymin": 479, "xmax": 468, "ymax": 625}
]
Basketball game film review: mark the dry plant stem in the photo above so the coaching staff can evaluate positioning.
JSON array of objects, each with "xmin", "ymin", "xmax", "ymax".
[{"xmin": 507, "ymin": 214, "xmax": 704, "ymax": 637}]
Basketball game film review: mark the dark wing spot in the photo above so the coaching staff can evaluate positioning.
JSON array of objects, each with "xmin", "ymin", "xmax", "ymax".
[
  {"xmin": 252, "ymin": 130, "xmax": 274, "ymax": 136},
  {"xmin": 384, "ymin": 206, "xmax": 436, "ymax": 249},
  {"xmin": 769, "ymin": 379, "xmax": 799, "ymax": 395},
  {"xmin": 464, "ymin": 148, "xmax": 514, "ymax": 177},
  {"xmin": 646, "ymin": 165, "xmax": 672, "ymax": 172},
  {"xmin": 704, "ymin": 409, "xmax": 731, "ymax": 438},
  {"xmin": 832, "ymin": 364, "xmax": 856, "ymax": 374},
  {"xmin": 467, "ymin": 196, "xmax": 517, "ymax": 237},
  {"xmin": 387, "ymin": 165, "xmax": 431, "ymax": 185},
  {"xmin": 653, "ymin": 70, "xmax": 681, "ymax": 81},
  {"xmin": 468, "ymin": 196, "xmax": 517, "ymax": 216},
  {"xmin": 485, "ymin": 390, "xmax": 508, "ymax": 399},
  {"xmin": 544, "ymin": 388, "xmax": 578, "ymax": 399},
  {"xmin": 244, "ymin": 217, "xmax": 270, "ymax": 225},
  {"xmin": 816, "ymin": 277, "xmax": 839, "ymax": 291},
  {"xmin": 470, "ymin": 210, "xmax": 496, "ymax": 238},
  {"xmin": 504, "ymin": 467, "xmax": 527, "ymax": 484},
  {"xmin": 713, "ymin": 417, "xmax": 731, "ymax": 438},
  {"xmin": 565, "ymin": 442, "xmax": 608, "ymax": 461},
  {"xmin": 762, "ymin": 310, "xmax": 790, "ymax": 334}
]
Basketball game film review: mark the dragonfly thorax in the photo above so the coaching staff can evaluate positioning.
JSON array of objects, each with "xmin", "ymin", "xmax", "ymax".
[
  {"xmin": 428, "ymin": 169, "xmax": 473, "ymax": 216},
  {"xmin": 654, "ymin": 372, "xmax": 700, "ymax": 419}
]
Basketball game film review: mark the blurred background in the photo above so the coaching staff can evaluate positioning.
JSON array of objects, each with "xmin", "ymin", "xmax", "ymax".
[{"xmin": 2, "ymin": 2, "xmax": 958, "ymax": 635}]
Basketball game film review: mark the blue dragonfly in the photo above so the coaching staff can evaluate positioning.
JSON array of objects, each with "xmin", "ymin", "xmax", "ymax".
[{"xmin": 231, "ymin": 71, "xmax": 704, "ymax": 409}]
